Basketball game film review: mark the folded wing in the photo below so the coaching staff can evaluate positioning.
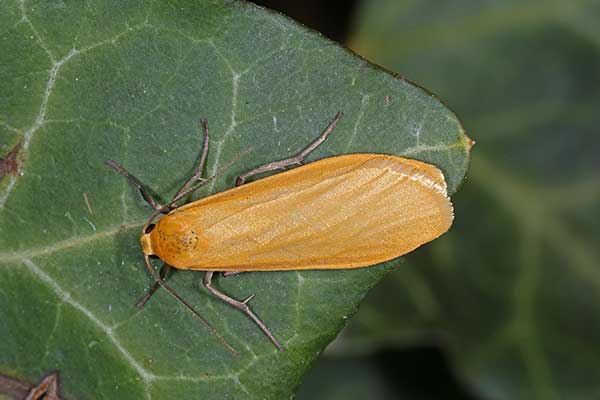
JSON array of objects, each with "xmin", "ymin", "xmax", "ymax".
[{"xmin": 152, "ymin": 154, "xmax": 454, "ymax": 271}]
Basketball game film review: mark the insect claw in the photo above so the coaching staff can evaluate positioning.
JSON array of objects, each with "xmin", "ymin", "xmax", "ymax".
[{"xmin": 135, "ymin": 294, "xmax": 150, "ymax": 309}]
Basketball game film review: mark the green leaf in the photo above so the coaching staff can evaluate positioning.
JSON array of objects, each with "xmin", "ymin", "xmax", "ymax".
[
  {"xmin": 345, "ymin": 0, "xmax": 600, "ymax": 399},
  {"xmin": 0, "ymin": 1, "xmax": 470, "ymax": 398}
]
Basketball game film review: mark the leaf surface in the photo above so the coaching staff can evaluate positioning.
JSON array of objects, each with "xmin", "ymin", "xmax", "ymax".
[{"xmin": 0, "ymin": 1, "xmax": 470, "ymax": 398}]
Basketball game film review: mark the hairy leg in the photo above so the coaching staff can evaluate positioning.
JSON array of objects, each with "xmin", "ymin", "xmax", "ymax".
[
  {"xmin": 235, "ymin": 111, "xmax": 342, "ymax": 186},
  {"xmin": 202, "ymin": 271, "xmax": 282, "ymax": 350}
]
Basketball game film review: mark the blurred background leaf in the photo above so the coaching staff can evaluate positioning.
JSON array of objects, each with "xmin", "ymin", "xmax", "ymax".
[{"xmin": 299, "ymin": 0, "xmax": 600, "ymax": 399}]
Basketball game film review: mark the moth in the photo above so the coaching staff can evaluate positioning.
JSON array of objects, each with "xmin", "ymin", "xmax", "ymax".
[{"xmin": 107, "ymin": 112, "xmax": 453, "ymax": 353}]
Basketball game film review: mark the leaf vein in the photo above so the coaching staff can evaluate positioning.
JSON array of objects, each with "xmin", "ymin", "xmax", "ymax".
[
  {"xmin": 22, "ymin": 258, "xmax": 156, "ymax": 386},
  {"xmin": 344, "ymin": 93, "xmax": 370, "ymax": 153}
]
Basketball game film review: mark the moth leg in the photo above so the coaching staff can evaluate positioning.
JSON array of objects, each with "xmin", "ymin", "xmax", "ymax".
[
  {"xmin": 235, "ymin": 111, "xmax": 343, "ymax": 186},
  {"xmin": 105, "ymin": 160, "xmax": 164, "ymax": 212},
  {"xmin": 171, "ymin": 119, "xmax": 210, "ymax": 202},
  {"xmin": 222, "ymin": 271, "xmax": 242, "ymax": 278},
  {"xmin": 135, "ymin": 263, "xmax": 172, "ymax": 308},
  {"xmin": 202, "ymin": 271, "xmax": 283, "ymax": 350}
]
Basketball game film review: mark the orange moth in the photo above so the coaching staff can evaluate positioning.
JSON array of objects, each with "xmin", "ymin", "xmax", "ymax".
[{"xmin": 106, "ymin": 112, "xmax": 453, "ymax": 353}]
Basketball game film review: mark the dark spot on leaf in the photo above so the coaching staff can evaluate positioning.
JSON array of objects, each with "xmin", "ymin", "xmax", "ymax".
[
  {"xmin": 0, "ymin": 141, "xmax": 22, "ymax": 178},
  {"xmin": 0, "ymin": 371, "xmax": 60, "ymax": 399}
]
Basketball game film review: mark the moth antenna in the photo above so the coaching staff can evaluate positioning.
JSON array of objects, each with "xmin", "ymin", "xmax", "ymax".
[
  {"xmin": 166, "ymin": 146, "xmax": 253, "ymax": 208},
  {"xmin": 143, "ymin": 254, "xmax": 239, "ymax": 356}
]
